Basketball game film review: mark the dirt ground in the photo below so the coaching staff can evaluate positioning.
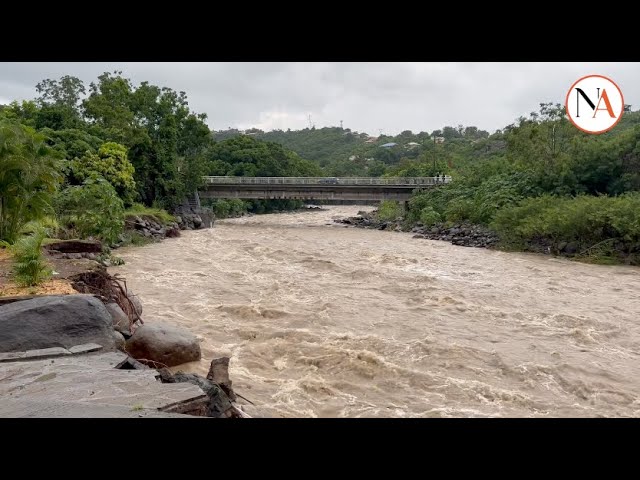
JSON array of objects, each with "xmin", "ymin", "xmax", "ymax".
[{"xmin": 0, "ymin": 249, "xmax": 98, "ymax": 297}]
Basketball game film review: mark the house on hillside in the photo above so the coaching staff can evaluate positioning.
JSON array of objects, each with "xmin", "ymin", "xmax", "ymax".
[
  {"xmin": 433, "ymin": 136, "xmax": 445, "ymax": 144},
  {"xmin": 365, "ymin": 136, "xmax": 379, "ymax": 144},
  {"xmin": 380, "ymin": 142, "xmax": 397, "ymax": 148},
  {"xmin": 405, "ymin": 142, "xmax": 420, "ymax": 149}
]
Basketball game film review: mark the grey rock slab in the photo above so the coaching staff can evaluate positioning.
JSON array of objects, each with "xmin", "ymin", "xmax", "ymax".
[
  {"xmin": 23, "ymin": 347, "xmax": 71, "ymax": 359},
  {"xmin": 0, "ymin": 351, "xmax": 25, "ymax": 363},
  {"xmin": 0, "ymin": 399, "xmax": 198, "ymax": 418},
  {"xmin": 69, "ymin": 343, "xmax": 103, "ymax": 355},
  {"xmin": 0, "ymin": 352, "xmax": 205, "ymax": 414}
]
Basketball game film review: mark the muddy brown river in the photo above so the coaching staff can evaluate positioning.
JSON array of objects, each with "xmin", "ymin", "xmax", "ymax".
[{"xmin": 112, "ymin": 206, "xmax": 640, "ymax": 417}]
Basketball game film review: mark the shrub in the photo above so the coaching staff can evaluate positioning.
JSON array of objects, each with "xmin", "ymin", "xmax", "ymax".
[
  {"xmin": 491, "ymin": 193, "xmax": 640, "ymax": 260},
  {"xmin": 124, "ymin": 203, "xmax": 175, "ymax": 225},
  {"xmin": 419, "ymin": 206, "xmax": 441, "ymax": 226},
  {"xmin": 1, "ymin": 226, "xmax": 52, "ymax": 287},
  {"xmin": 55, "ymin": 178, "xmax": 124, "ymax": 244},
  {"xmin": 378, "ymin": 200, "xmax": 403, "ymax": 221}
]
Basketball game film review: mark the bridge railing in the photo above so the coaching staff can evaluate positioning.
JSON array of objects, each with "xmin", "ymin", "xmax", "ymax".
[{"xmin": 202, "ymin": 176, "xmax": 452, "ymax": 186}]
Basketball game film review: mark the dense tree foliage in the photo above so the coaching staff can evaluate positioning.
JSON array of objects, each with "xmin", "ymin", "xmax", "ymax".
[
  {"xmin": 54, "ymin": 178, "xmax": 125, "ymax": 244},
  {"xmin": 0, "ymin": 72, "xmax": 323, "ymax": 246},
  {"xmin": 206, "ymin": 135, "xmax": 322, "ymax": 177},
  {"xmin": 212, "ymin": 124, "xmax": 492, "ymax": 177},
  {"xmin": 403, "ymin": 104, "xmax": 640, "ymax": 263},
  {"xmin": 69, "ymin": 142, "xmax": 136, "ymax": 205},
  {"xmin": 0, "ymin": 120, "xmax": 61, "ymax": 244}
]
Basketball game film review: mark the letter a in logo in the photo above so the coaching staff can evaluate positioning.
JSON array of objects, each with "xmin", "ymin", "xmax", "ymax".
[{"xmin": 566, "ymin": 75, "xmax": 624, "ymax": 134}]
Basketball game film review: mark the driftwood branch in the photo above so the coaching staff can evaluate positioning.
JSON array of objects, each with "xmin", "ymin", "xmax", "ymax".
[{"xmin": 235, "ymin": 392, "xmax": 255, "ymax": 406}]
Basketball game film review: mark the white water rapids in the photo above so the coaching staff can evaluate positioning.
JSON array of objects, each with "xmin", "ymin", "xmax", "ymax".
[{"xmin": 112, "ymin": 206, "xmax": 640, "ymax": 417}]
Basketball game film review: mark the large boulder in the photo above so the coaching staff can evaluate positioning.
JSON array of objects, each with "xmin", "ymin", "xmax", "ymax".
[
  {"xmin": 125, "ymin": 323, "xmax": 201, "ymax": 367},
  {"xmin": 105, "ymin": 302, "xmax": 131, "ymax": 336},
  {"xmin": 128, "ymin": 292, "xmax": 143, "ymax": 317},
  {"xmin": 0, "ymin": 295, "xmax": 116, "ymax": 353}
]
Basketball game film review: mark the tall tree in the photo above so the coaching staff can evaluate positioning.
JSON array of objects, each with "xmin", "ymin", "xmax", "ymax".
[
  {"xmin": 83, "ymin": 72, "xmax": 211, "ymax": 208},
  {"xmin": 35, "ymin": 75, "xmax": 86, "ymax": 130}
]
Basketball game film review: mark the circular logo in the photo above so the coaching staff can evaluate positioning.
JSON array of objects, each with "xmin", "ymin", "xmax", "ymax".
[{"xmin": 565, "ymin": 75, "xmax": 624, "ymax": 134}]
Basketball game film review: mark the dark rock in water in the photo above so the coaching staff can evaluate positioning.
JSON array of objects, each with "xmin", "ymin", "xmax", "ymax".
[
  {"xmin": 157, "ymin": 369, "xmax": 235, "ymax": 418},
  {"xmin": 412, "ymin": 234, "xmax": 425, "ymax": 239},
  {"xmin": 207, "ymin": 357, "xmax": 237, "ymax": 402},
  {"xmin": 44, "ymin": 240, "xmax": 102, "ymax": 254},
  {"xmin": 564, "ymin": 242, "xmax": 578, "ymax": 254},
  {"xmin": 125, "ymin": 323, "xmax": 201, "ymax": 367},
  {"xmin": 165, "ymin": 227, "xmax": 181, "ymax": 238},
  {"xmin": 0, "ymin": 295, "xmax": 116, "ymax": 353}
]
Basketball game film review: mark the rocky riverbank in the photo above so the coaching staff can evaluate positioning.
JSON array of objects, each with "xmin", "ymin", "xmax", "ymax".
[
  {"xmin": 0, "ymin": 216, "xmax": 252, "ymax": 418},
  {"xmin": 334, "ymin": 210, "xmax": 500, "ymax": 249}
]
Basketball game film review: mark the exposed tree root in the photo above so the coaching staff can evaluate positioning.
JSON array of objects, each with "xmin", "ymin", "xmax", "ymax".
[{"xmin": 70, "ymin": 267, "xmax": 143, "ymax": 333}]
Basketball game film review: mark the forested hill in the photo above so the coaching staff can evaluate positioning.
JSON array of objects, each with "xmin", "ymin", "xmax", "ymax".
[
  {"xmin": 213, "ymin": 127, "xmax": 369, "ymax": 167},
  {"xmin": 212, "ymin": 124, "xmax": 493, "ymax": 176}
]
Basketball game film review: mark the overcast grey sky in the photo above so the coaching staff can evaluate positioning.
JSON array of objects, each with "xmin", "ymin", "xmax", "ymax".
[{"xmin": 1, "ymin": 62, "xmax": 638, "ymax": 136}]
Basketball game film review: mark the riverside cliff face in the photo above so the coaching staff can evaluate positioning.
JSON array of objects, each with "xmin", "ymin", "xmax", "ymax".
[{"xmin": 112, "ymin": 205, "xmax": 640, "ymax": 418}]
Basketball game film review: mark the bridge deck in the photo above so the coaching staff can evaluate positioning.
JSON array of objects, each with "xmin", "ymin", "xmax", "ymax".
[
  {"xmin": 203, "ymin": 176, "xmax": 451, "ymax": 186},
  {"xmin": 199, "ymin": 176, "xmax": 451, "ymax": 201}
]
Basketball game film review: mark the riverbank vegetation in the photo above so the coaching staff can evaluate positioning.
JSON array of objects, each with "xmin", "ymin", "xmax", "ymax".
[
  {"xmin": 215, "ymin": 103, "xmax": 640, "ymax": 265},
  {"xmin": 1, "ymin": 71, "xmax": 639, "ymax": 272}
]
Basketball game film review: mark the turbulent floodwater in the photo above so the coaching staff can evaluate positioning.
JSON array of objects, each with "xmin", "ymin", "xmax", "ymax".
[{"xmin": 112, "ymin": 206, "xmax": 640, "ymax": 417}]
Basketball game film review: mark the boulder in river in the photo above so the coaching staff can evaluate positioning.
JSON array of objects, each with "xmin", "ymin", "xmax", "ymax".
[
  {"xmin": 125, "ymin": 323, "xmax": 201, "ymax": 367},
  {"xmin": 0, "ymin": 295, "xmax": 116, "ymax": 353}
]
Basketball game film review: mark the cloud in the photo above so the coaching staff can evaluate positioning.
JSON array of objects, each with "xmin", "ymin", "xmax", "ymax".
[{"xmin": 0, "ymin": 62, "xmax": 638, "ymax": 135}]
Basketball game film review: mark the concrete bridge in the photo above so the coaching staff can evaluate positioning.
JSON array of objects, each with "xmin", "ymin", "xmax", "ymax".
[{"xmin": 198, "ymin": 176, "xmax": 451, "ymax": 202}]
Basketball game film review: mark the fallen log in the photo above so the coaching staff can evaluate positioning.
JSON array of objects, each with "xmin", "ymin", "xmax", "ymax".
[{"xmin": 44, "ymin": 240, "xmax": 102, "ymax": 253}]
